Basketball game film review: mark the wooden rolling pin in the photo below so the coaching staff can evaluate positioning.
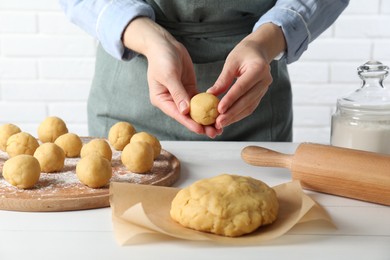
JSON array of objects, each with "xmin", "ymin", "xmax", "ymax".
[{"xmin": 241, "ymin": 143, "xmax": 390, "ymax": 206}]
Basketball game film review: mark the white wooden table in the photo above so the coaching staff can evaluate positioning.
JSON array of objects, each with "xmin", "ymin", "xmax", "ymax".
[{"xmin": 0, "ymin": 141, "xmax": 389, "ymax": 260}]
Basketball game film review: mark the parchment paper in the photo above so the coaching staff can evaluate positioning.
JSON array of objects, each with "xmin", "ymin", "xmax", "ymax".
[{"xmin": 110, "ymin": 180, "xmax": 334, "ymax": 245}]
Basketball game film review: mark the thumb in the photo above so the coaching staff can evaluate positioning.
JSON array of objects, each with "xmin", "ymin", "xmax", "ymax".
[{"xmin": 168, "ymin": 81, "xmax": 191, "ymax": 115}]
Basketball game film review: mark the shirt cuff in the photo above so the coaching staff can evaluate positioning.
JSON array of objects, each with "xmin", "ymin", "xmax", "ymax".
[
  {"xmin": 273, "ymin": 51, "xmax": 285, "ymax": 61},
  {"xmin": 97, "ymin": 0, "xmax": 155, "ymax": 61},
  {"xmin": 253, "ymin": 7, "xmax": 310, "ymax": 64}
]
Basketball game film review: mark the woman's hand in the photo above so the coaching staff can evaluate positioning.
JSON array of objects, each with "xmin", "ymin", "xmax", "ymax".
[
  {"xmin": 207, "ymin": 23, "xmax": 286, "ymax": 130},
  {"xmin": 123, "ymin": 17, "xmax": 221, "ymax": 138}
]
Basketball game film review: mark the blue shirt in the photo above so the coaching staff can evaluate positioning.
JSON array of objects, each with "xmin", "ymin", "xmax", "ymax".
[{"xmin": 59, "ymin": 0, "xmax": 349, "ymax": 64}]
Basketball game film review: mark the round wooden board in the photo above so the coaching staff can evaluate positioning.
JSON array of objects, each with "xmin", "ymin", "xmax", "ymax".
[{"xmin": 0, "ymin": 138, "xmax": 180, "ymax": 212}]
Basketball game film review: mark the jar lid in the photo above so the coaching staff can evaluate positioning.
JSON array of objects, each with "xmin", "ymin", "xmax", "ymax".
[{"xmin": 338, "ymin": 61, "xmax": 390, "ymax": 111}]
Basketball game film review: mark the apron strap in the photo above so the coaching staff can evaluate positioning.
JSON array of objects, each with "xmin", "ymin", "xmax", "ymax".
[{"xmin": 145, "ymin": 0, "xmax": 259, "ymax": 38}]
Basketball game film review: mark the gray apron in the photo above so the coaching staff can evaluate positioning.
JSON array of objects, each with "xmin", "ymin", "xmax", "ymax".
[{"xmin": 88, "ymin": 0, "xmax": 293, "ymax": 141}]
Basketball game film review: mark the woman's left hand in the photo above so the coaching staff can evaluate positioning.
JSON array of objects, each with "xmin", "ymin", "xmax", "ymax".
[{"xmin": 207, "ymin": 23, "xmax": 286, "ymax": 130}]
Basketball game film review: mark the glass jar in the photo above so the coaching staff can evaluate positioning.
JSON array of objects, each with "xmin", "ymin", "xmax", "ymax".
[{"xmin": 330, "ymin": 61, "xmax": 390, "ymax": 154}]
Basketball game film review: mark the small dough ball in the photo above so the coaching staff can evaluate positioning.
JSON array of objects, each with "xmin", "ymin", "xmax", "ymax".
[
  {"xmin": 54, "ymin": 133, "xmax": 82, "ymax": 158},
  {"xmin": 130, "ymin": 132, "xmax": 161, "ymax": 159},
  {"xmin": 121, "ymin": 141, "xmax": 154, "ymax": 173},
  {"xmin": 0, "ymin": 123, "xmax": 21, "ymax": 151},
  {"xmin": 108, "ymin": 121, "xmax": 136, "ymax": 151},
  {"xmin": 170, "ymin": 174, "xmax": 279, "ymax": 237},
  {"xmin": 33, "ymin": 143, "xmax": 65, "ymax": 173},
  {"xmin": 6, "ymin": 132, "xmax": 40, "ymax": 158},
  {"xmin": 38, "ymin": 116, "xmax": 68, "ymax": 143},
  {"xmin": 190, "ymin": 93, "xmax": 220, "ymax": 125},
  {"xmin": 80, "ymin": 138, "xmax": 112, "ymax": 161},
  {"xmin": 2, "ymin": 154, "xmax": 41, "ymax": 189},
  {"xmin": 76, "ymin": 154, "xmax": 112, "ymax": 188}
]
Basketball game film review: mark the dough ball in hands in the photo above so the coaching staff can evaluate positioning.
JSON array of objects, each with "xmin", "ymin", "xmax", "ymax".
[
  {"xmin": 190, "ymin": 92, "xmax": 220, "ymax": 125},
  {"xmin": 76, "ymin": 154, "xmax": 112, "ymax": 188},
  {"xmin": 6, "ymin": 132, "xmax": 39, "ymax": 158},
  {"xmin": 38, "ymin": 116, "xmax": 68, "ymax": 143},
  {"xmin": 54, "ymin": 133, "xmax": 82, "ymax": 158},
  {"xmin": 33, "ymin": 143, "xmax": 65, "ymax": 173},
  {"xmin": 2, "ymin": 154, "xmax": 41, "ymax": 189},
  {"xmin": 0, "ymin": 123, "xmax": 21, "ymax": 151},
  {"xmin": 80, "ymin": 138, "xmax": 112, "ymax": 161},
  {"xmin": 130, "ymin": 132, "xmax": 161, "ymax": 159},
  {"xmin": 121, "ymin": 141, "xmax": 154, "ymax": 173},
  {"xmin": 108, "ymin": 121, "xmax": 136, "ymax": 151},
  {"xmin": 170, "ymin": 174, "xmax": 279, "ymax": 237}
]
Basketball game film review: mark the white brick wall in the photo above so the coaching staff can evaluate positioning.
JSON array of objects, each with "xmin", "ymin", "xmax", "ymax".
[
  {"xmin": 0, "ymin": 0, "xmax": 95, "ymax": 136},
  {"xmin": 1, "ymin": 1, "xmax": 390, "ymax": 143},
  {"xmin": 291, "ymin": 0, "xmax": 390, "ymax": 143}
]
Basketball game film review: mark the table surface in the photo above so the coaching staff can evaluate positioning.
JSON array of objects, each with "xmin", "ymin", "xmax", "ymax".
[{"xmin": 0, "ymin": 141, "xmax": 389, "ymax": 260}]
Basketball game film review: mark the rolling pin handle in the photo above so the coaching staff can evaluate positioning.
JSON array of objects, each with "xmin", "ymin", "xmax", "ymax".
[{"xmin": 241, "ymin": 145, "xmax": 293, "ymax": 169}]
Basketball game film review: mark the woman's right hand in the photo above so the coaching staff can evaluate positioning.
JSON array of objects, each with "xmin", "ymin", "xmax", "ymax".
[{"xmin": 122, "ymin": 17, "xmax": 221, "ymax": 138}]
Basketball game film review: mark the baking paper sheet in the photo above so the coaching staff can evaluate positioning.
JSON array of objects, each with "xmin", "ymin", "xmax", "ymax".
[{"xmin": 110, "ymin": 180, "xmax": 333, "ymax": 245}]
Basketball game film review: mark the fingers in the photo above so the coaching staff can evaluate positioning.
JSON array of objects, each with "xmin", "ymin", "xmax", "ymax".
[
  {"xmin": 220, "ymin": 62, "xmax": 271, "ymax": 113},
  {"xmin": 153, "ymin": 92, "xmax": 204, "ymax": 135},
  {"xmin": 205, "ymin": 126, "xmax": 223, "ymax": 139},
  {"xmin": 149, "ymin": 67, "xmax": 194, "ymax": 115},
  {"xmin": 215, "ymin": 81, "xmax": 268, "ymax": 129},
  {"xmin": 151, "ymin": 92, "xmax": 223, "ymax": 138},
  {"xmin": 213, "ymin": 63, "xmax": 272, "ymax": 130}
]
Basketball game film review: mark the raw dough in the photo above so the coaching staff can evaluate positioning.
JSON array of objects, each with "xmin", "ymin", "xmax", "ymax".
[
  {"xmin": 170, "ymin": 174, "xmax": 279, "ymax": 237},
  {"xmin": 0, "ymin": 123, "xmax": 21, "ymax": 151},
  {"xmin": 76, "ymin": 154, "xmax": 112, "ymax": 188},
  {"xmin": 108, "ymin": 121, "xmax": 136, "ymax": 151},
  {"xmin": 130, "ymin": 132, "xmax": 161, "ymax": 159},
  {"xmin": 2, "ymin": 154, "xmax": 41, "ymax": 189},
  {"xmin": 121, "ymin": 141, "xmax": 154, "ymax": 173},
  {"xmin": 37, "ymin": 116, "xmax": 68, "ymax": 143},
  {"xmin": 54, "ymin": 133, "xmax": 82, "ymax": 158},
  {"xmin": 6, "ymin": 132, "xmax": 40, "ymax": 158},
  {"xmin": 80, "ymin": 138, "xmax": 112, "ymax": 161},
  {"xmin": 190, "ymin": 93, "xmax": 220, "ymax": 125},
  {"xmin": 33, "ymin": 143, "xmax": 65, "ymax": 173}
]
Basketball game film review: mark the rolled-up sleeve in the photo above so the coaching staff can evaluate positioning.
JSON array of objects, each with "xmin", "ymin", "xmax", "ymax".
[
  {"xmin": 59, "ymin": 0, "xmax": 155, "ymax": 60},
  {"xmin": 254, "ymin": 0, "xmax": 349, "ymax": 64}
]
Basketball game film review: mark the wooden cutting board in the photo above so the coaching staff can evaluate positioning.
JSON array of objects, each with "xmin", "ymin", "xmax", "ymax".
[{"xmin": 0, "ymin": 138, "xmax": 180, "ymax": 212}]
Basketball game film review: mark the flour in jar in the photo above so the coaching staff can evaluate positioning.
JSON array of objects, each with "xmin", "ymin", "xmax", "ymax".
[{"xmin": 331, "ymin": 119, "xmax": 390, "ymax": 154}]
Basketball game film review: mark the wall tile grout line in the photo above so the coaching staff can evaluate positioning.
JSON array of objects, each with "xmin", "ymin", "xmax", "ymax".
[{"xmin": 0, "ymin": 1, "xmax": 389, "ymax": 143}]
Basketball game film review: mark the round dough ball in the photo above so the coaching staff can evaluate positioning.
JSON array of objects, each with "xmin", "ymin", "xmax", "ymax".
[
  {"xmin": 130, "ymin": 132, "xmax": 161, "ymax": 159},
  {"xmin": 170, "ymin": 174, "xmax": 279, "ymax": 237},
  {"xmin": 2, "ymin": 154, "xmax": 41, "ymax": 189},
  {"xmin": 0, "ymin": 123, "xmax": 21, "ymax": 151},
  {"xmin": 121, "ymin": 141, "xmax": 154, "ymax": 173},
  {"xmin": 80, "ymin": 138, "xmax": 112, "ymax": 161},
  {"xmin": 54, "ymin": 133, "xmax": 82, "ymax": 158},
  {"xmin": 76, "ymin": 154, "xmax": 112, "ymax": 188},
  {"xmin": 33, "ymin": 143, "xmax": 65, "ymax": 173},
  {"xmin": 108, "ymin": 121, "xmax": 136, "ymax": 151},
  {"xmin": 37, "ymin": 116, "xmax": 68, "ymax": 143},
  {"xmin": 6, "ymin": 132, "xmax": 40, "ymax": 158},
  {"xmin": 190, "ymin": 92, "xmax": 220, "ymax": 125}
]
